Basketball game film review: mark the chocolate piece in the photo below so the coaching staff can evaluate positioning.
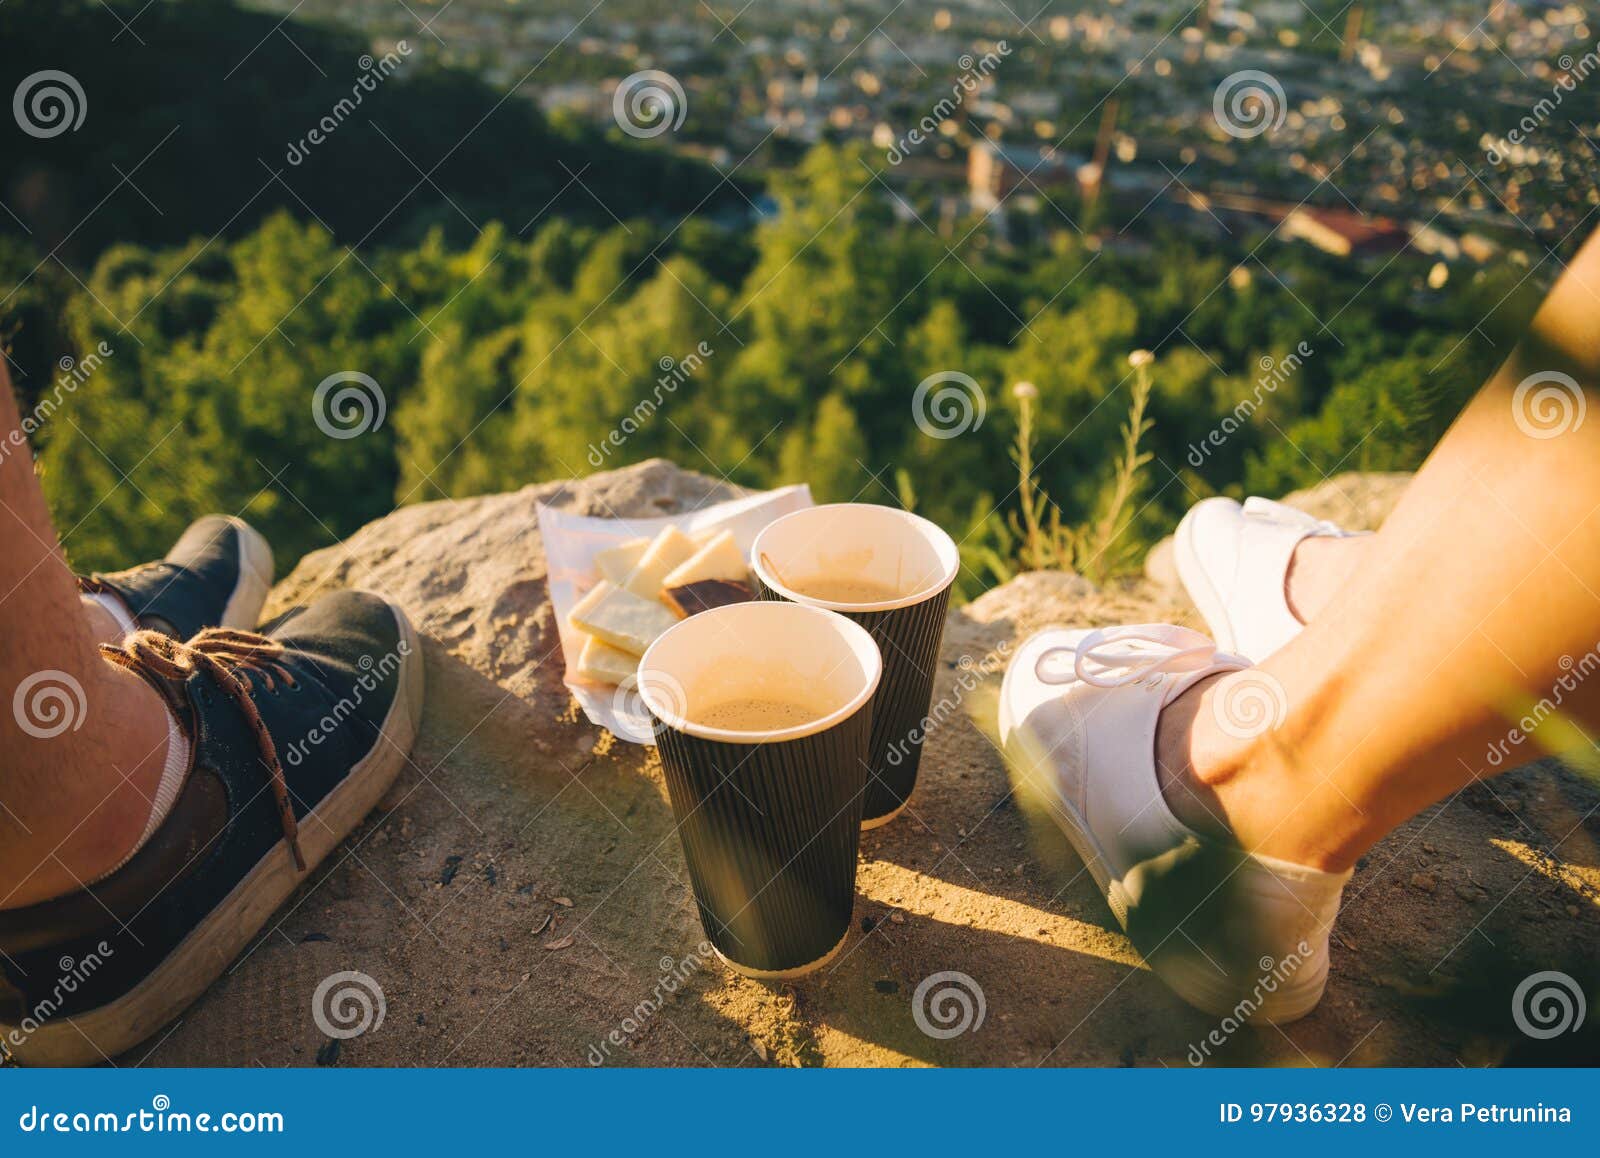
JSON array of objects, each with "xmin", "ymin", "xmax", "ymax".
[{"xmin": 662, "ymin": 579, "xmax": 754, "ymax": 618}]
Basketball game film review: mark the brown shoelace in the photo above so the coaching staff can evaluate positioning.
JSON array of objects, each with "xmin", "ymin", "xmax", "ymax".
[{"xmin": 100, "ymin": 628, "xmax": 307, "ymax": 872}]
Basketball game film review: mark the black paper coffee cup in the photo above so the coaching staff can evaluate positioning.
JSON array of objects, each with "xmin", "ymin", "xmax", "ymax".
[
  {"xmin": 751, "ymin": 504, "xmax": 958, "ymax": 828},
  {"xmin": 638, "ymin": 602, "xmax": 882, "ymax": 978}
]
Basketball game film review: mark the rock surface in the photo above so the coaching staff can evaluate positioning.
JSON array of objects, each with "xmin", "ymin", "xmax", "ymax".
[{"xmin": 141, "ymin": 462, "xmax": 1599, "ymax": 1067}]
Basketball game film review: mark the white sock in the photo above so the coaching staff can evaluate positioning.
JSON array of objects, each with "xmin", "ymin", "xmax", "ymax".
[
  {"xmin": 82, "ymin": 590, "xmax": 138, "ymax": 641},
  {"xmin": 90, "ymin": 710, "xmax": 191, "ymax": 883}
]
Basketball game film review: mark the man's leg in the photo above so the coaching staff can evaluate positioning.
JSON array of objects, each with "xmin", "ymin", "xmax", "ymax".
[
  {"xmin": 0, "ymin": 363, "xmax": 171, "ymax": 909},
  {"xmin": 1164, "ymin": 224, "xmax": 1600, "ymax": 870}
]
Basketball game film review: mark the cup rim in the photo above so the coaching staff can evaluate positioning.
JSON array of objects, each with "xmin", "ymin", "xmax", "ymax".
[
  {"xmin": 750, "ymin": 503, "xmax": 960, "ymax": 613},
  {"xmin": 637, "ymin": 601, "xmax": 884, "ymax": 744}
]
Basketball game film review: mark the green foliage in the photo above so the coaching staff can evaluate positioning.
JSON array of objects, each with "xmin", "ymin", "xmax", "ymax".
[{"xmin": 4, "ymin": 136, "xmax": 1529, "ymax": 588}]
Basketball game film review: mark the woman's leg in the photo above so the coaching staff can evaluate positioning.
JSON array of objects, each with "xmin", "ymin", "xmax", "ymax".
[
  {"xmin": 1164, "ymin": 225, "xmax": 1600, "ymax": 871},
  {"xmin": 0, "ymin": 363, "xmax": 170, "ymax": 909}
]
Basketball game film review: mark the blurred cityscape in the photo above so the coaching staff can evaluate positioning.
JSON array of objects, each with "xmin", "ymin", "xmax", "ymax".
[{"xmin": 255, "ymin": 0, "xmax": 1599, "ymax": 267}]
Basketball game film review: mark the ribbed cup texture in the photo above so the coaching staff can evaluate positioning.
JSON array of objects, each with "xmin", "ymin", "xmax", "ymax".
[
  {"xmin": 654, "ymin": 703, "xmax": 871, "ymax": 974},
  {"xmin": 758, "ymin": 578, "xmax": 951, "ymax": 822}
]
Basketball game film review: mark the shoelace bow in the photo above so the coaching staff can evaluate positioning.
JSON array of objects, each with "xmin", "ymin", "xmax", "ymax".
[
  {"xmin": 1035, "ymin": 623, "xmax": 1244, "ymax": 689},
  {"xmin": 100, "ymin": 628, "xmax": 306, "ymax": 872}
]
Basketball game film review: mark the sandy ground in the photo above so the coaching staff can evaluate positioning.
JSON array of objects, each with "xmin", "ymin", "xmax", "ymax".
[{"xmin": 130, "ymin": 463, "xmax": 1600, "ymax": 1067}]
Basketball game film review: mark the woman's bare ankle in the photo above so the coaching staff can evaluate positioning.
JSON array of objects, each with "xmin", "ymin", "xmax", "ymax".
[
  {"xmin": 1156, "ymin": 671, "xmax": 1364, "ymax": 873},
  {"xmin": 0, "ymin": 662, "xmax": 172, "ymax": 909},
  {"xmin": 1284, "ymin": 534, "xmax": 1373, "ymax": 625}
]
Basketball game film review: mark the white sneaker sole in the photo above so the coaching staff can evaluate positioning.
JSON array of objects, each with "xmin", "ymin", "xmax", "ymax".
[
  {"xmin": 4, "ymin": 603, "xmax": 426, "ymax": 1066},
  {"xmin": 218, "ymin": 516, "xmax": 275, "ymax": 631}
]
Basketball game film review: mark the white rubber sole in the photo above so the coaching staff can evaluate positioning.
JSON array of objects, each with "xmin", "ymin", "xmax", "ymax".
[
  {"xmin": 5, "ymin": 603, "xmax": 425, "ymax": 1067},
  {"xmin": 217, "ymin": 517, "xmax": 275, "ymax": 630},
  {"xmin": 1173, "ymin": 501, "xmax": 1240, "ymax": 654}
]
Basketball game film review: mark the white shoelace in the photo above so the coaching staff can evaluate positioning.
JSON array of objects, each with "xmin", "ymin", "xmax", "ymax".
[{"xmin": 1034, "ymin": 624, "xmax": 1244, "ymax": 689}]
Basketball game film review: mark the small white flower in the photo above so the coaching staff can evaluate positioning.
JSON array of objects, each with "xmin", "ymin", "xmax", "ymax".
[
  {"xmin": 1127, "ymin": 350, "xmax": 1154, "ymax": 369},
  {"xmin": 1011, "ymin": 380, "xmax": 1039, "ymax": 400}
]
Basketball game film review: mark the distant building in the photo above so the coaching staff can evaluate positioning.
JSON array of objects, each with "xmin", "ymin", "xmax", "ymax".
[
  {"xmin": 1281, "ymin": 207, "xmax": 1409, "ymax": 257},
  {"xmin": 968, "ymin": 141, "xmax": 1086, "ymax": 203}
]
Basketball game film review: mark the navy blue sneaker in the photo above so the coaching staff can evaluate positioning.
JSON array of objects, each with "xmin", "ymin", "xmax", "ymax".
[
  {"xmin": 0, "ymin": 590, "xmax": 425, "ymax": 1066},
  {"xmin": 80, "ymin": 515, "xmax": 275, "ymax": 638}
]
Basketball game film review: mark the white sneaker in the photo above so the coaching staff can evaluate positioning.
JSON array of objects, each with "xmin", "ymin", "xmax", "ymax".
[
  {"xmin": 999, "ymin": 623, "xmax": 1350, "ymax": 1023},
  {"xmin": 1174, "ymin": 496, "xmax": 1366, "ymax": 662}
]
